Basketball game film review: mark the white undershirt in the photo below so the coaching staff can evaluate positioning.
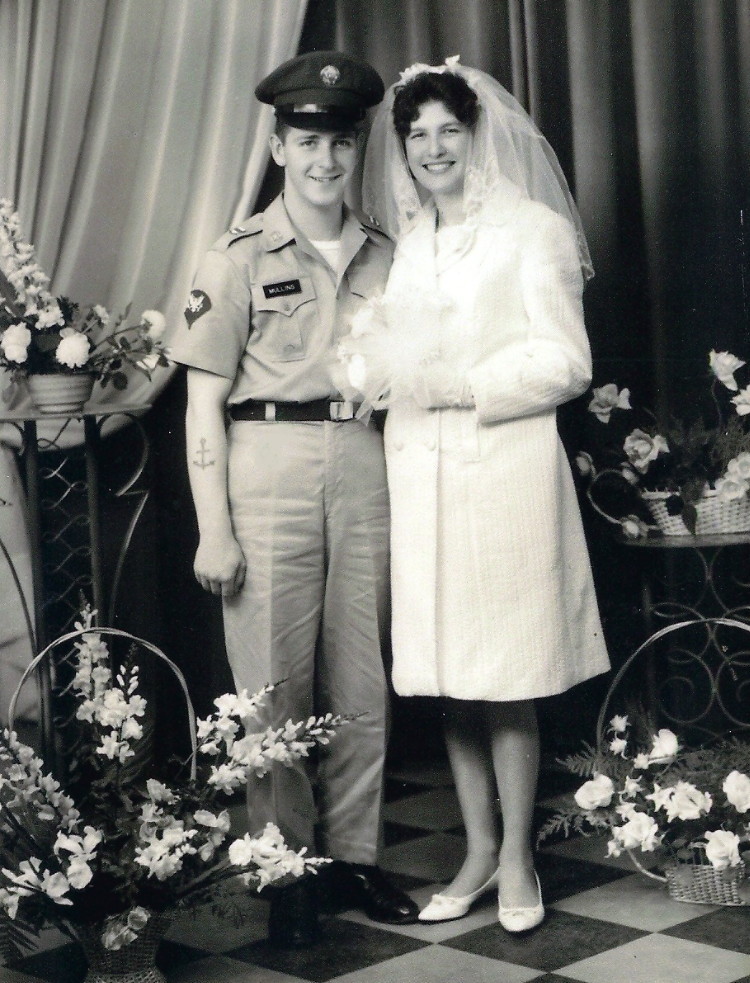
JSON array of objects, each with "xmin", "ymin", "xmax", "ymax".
[{"xmin": 310, "ymin": 238, "xmax": 341, "ymax": 272}]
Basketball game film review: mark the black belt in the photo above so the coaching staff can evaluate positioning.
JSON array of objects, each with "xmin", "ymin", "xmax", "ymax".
[{"xmin": 229, "ymin": 398, "xmax": 360, "ymax": 422}]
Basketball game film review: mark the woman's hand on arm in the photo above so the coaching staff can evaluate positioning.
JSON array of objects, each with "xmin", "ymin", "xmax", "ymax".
[{"xmin": 185, "ymin": 367, "xmax": 246, "ymax": 597}]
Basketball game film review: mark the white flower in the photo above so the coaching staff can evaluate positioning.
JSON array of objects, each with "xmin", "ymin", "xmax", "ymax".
[
  {"xmin": 347, "ymin": 353, "xmax": 368, "ymax": 391},
  {"xmin": 140, "ymin": 309, "xmax": 166, "ymax": 340},
  {"xmin": 55, "ymin": 331, "xmax": 90, "ymax": 369},
  {"xmin": 731, "ymin": 386, "xmax": 750, "ymax": 415},
  {"xmin": 574, "ymin": 773, "xmax": 614, "ymax": 810},
  {"xmin": 612, "ymin": 811, "xmax": 660, "ymax": 852},
  {"xmin": 648, "ymin": 729, "xmax": 679, "ymax": 763},
  {"xmin": 575, "ymin": 451, "xmax": 593, "ymax": 476},
  {"xmin": 724, "ymin": 770, "xmax": 750, "ymax": 812},
  {"xmin": 645, "ymin": 782, "xmax": 673, "ymax": 811},
  {"xmin": 623, "ymin": 429, "xmax": 669, "ymax": 474},
  {"xmin": 716, "ymin": 474, "xmax": 750, "ymax": 503},
  {"xmin": 621, "ymin": 515, "xmax": 649, "ymax": 539},
  {"xmin": 136, "ymin": 351, "xmax": 161, "ymax": 372},
  {"xmin": 663, "ymin": 781, "xmax": 712, "ymax": 822},
  {"xmin": 622, "ymin": 776, "xmax": 643, "ymax": 798},
  {"xmin": 704, "ymin": 830, "xmax": 742, "ymax": 869},
  {"xmin": 610, "ymin": 715, "xmax": 629, "ymax": 733},
  {"xmin": 632, "ymin": 752, "xmax": 651, "ymax": 770},
  {"xmin": 1, "ymin": 322, "xmax": 31, "ymax": 363},
  {"xmin": 35, "ymin": 303, "xmax": 65, "ymax": 329},
  {"xmin": 710, "ymin": 349, "xmax": 745, "ymax": 391},
  {"xmin": 93, "ymin": 305, "xmax": 110, "ymax": 324},
  {"xmin": 588, "ymin": 383, "xmax": 631, "ymax": 423},
  {"xmin": 609, "ymin": 737, "xmax": 628, "ymax": 757},
  {"xmin": 727, "ymin": 452, "xmax": 750, "ymax": 480}
]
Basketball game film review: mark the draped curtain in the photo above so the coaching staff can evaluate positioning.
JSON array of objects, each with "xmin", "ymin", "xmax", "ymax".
[{"xmin": 0, "ymin": 0, "xmax": 307, "ymax": 719}]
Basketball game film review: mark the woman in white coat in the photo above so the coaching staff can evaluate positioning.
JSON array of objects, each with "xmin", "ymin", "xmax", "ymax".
[{"xmin": 341, "ymin": 59, "xmax": 610, "ymax": 931}]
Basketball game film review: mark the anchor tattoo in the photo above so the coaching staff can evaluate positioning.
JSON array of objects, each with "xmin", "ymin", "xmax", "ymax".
[{"xmin": 192, "ymin": 438, "xmax": 215, "ymax": 469}]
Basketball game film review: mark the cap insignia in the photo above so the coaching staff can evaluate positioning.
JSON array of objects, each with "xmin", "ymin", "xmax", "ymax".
[{"xmin": 320, "ymin": 65, "xmax": 340, "ymax": 86}]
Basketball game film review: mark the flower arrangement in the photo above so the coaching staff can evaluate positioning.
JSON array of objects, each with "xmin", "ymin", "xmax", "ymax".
[
  {"xmin": 539, "ymin": 715, "xmax": 750, "ymax": 890},
  {"xmin": 0, "ymin": 610, "xmax": 344, "ymax": 960},
  {"xmin": 577, "ymin": 350, "xmax": 750, "ymax": 535},
  {"xmin": 0, "ymin": 199, "xmax": 169, "ymax": 400}
]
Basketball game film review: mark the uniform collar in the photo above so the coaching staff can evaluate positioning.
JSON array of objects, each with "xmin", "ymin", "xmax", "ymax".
[{"xmin": 261, "ymin": 193, "xmax": 384, "ymax": 252}]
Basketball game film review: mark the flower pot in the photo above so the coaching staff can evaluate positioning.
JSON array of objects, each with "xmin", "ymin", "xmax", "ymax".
[
  {"xmin": 641, "ymin": 489, "xmax": 750, "ymax": 536},
  {"xmin": 78, "ymin": 913, "xmax": 171, "ymax": 983},
  {"xmin": 26, "ymin": 372, "xmax": 96, "ymax": 414}
]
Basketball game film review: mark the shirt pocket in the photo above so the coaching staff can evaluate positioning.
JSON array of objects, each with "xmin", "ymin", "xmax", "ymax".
[{"xmin": 250, "ymin": 276, "xmax": 317, "ymax": 361}]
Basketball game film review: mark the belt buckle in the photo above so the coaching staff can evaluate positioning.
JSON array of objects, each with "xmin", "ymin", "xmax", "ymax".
[{"xmin": 329, "ymin": 400, "xmax": 354, "ymax": 421}]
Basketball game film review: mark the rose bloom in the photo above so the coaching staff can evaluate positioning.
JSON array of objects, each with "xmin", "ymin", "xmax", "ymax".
[
  {"xmin": 55, "ymin": 331, "xmax": 91, "ymax": 369},
  {"xmin": 715, "ymin": 474, "xmax": 749, "ymax": 503},
  {"xmin": 613, "ymin": 811, "xmax": 660, "ymax": 852},
  {"xmin": 727, "ymin": 452, "xmax": 750, "ymax": 480},
  {"xmin": 731, "ymin": 386, "xmax": 750, "ymax": 416},
  {"xmin": 648, "ymin": 728, "xmax": 679, "ymax": 763},
  {"xmin": 574, "ymin": 773, "xmax": 614, "ymax": 810},
  {"xmin": 710, "ymin": 349, "xmax": 745, "ymax": 391},
  {"xmin": 141, "ymin": 309, "xmax": 166, "ymax": 340},
  {"xmin": 663, "ymin": 781, "xmax": 712, "ymax": 822},
  {"xmin": 623, "ymin": 429, "xmax": 669, "ymax": 474},
  {"xmin": 724, "ymin": 770, "xmax": 750, "ymax": 812},
  {"xmin": 588, "ymin": 383, "xmax": 631, "ymax": 423},
  {"xmin": 1, "ymin": 322, "xmax": 31, "ymax": 363},
  {"xmin": 704, "ymin": 830, "xmax": 742, "ymax": 870}
]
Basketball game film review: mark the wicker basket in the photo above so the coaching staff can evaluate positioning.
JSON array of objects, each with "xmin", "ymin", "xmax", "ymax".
[
  {"xmin": 641, "ymin": 489, "xmax": 750, "ymax": 536},
  {"xmin": 665, "ymin": 852, "xmax": 748, "ymax": 906}
]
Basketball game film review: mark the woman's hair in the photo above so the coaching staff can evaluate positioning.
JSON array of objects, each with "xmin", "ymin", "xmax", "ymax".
[{"xmin": 392, "ymin": 72, "xmax": 479, "ymax": 139}]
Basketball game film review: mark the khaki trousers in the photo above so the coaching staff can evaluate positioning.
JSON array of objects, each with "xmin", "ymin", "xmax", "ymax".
[{"xmin": 222, "ymin": 419, "xmax": 390, "ymax": 864}]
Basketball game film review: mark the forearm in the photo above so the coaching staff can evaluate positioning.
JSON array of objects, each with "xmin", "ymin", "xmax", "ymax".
[{"xmin": 185, "ymin": 399, "xmax": 233, "ymax": 540}]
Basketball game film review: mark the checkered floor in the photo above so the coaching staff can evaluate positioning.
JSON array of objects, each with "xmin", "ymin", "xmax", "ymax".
[{"xmin": 3, "ymin": 757, "xmax": 750, "ymax": 983}]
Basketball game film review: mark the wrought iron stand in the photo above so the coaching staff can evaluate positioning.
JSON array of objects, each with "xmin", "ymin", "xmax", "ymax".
[{"xmin": 0, "ymin": 403, "xmax": 151, "ymax": 761}]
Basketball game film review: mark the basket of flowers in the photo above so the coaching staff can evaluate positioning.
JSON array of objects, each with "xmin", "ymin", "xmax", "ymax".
[
  {"xmin": 538, "ymin": 715, "xmax": 750, "ymax": 905},
  {"xmin": 0, "ymin": 609, "xmax": 345, "ymax": 978},
  {"xmin": 576, "ymin": 350, "xmax": 750, "ymax": 537},
  {"xmin": 0, "ymin": 199, "xmax": 169, "ymax": 413}
]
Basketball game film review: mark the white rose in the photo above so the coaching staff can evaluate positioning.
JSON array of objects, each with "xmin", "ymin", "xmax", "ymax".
[
  {"xmin": 588, "ymin": 383, "xmax": 632, "ymax": 423},
  {"xmin": 664, "ymin": 781, "xmax": 712, "ymax": 822},
  {"xmin": 613, "ymin": 811, "xmax": 660, "ymax": 852},
  {"xmin": 724, "ymin": 770, "xmax": 750, "ymax": 813},
  {"xmin": 710, "ymin": 349, "xmax": 745, "ymax": 391},
  {"xmin": 704, "ymin": 830, "xmax": 742, "ymax": 869},
  {"xmin": 55, "ymin": 331, "xmax": 91, "ymax": 369},
  {"xmin": 715, "ymin": 474, "xmax": 749, "ymax": 503},
  {"xmin": 648, "ymin": 728, "xmax": 679, "ymax": 763},
  {"xmin": 727, "ymin": 453, "xmax": 750, "ymax": 480},
  {"xmin": 1, "ymin": 322, "xmax": 31, "ymax": 363},
  {"xmin": 141, "ymin": 309, "xmax": 166, "ymax": 340},
  {"xmin": 574, "ymin": 773, "xmax": 614, "ymax": 810},
  {"xmin": 623, "ymin": 429, "xmax": 669, "ymax": 474}
]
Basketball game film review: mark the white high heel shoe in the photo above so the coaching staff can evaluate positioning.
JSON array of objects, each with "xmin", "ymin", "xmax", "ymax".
[
  {"xmin": 497, "ymin": 871, "xmax": 545, "ymax": 933},
  {"xmin": 418, "ymin": 867, "xmax": 501, "ymax": 923}
]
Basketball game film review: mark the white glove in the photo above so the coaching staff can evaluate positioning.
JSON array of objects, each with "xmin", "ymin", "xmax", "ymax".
[{"xmin": 412, "ymin": 362, "xmax": 474, "ymax": 410}]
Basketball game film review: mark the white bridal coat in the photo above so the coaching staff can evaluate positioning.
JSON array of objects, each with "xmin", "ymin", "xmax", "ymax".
[{"xmin": 382, "ymin": 187, "xmax": 610, "ymax": 701}]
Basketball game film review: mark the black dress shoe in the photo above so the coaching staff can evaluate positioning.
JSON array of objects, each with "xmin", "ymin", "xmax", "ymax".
[
  {"xmin": 329, "ymin": 861, "xmax": 419, "ymax": 924},
  {"xmin": 267, "ymin": 876, "xmax": 320, "ymax": 948}
]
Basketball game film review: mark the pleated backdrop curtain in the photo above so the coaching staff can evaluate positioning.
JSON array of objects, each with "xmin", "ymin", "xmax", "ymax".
[{"xmin": 0, "ymin": 0, "xmax": 307, "ymax": 720}]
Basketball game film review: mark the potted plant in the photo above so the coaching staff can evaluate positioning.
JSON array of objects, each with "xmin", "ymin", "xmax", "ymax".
[
  {"xmin": 0, "ymin": 199, "xmax": 169, "ymax": 413},
  {"xmin": 576, "ymin": 350, "xmax": 750, "ymax": 536},
  {"xmin": 539, "ymin": 714, "xmax": 750, "ymax": 905},
  {"xmin": 0, "ymin": 609, "xmax": 345, "ymax": 979}
]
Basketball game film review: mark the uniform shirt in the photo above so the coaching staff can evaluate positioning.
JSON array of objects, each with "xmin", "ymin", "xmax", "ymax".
[{"xmin": 170, "ymin": 194, "xmax": 393, "ymax": 404}]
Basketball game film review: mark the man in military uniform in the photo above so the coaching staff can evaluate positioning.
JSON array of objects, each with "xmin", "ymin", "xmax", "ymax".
[{"xmin": 170, "ymin": 51, "xmax": 418, "ymax": 946}]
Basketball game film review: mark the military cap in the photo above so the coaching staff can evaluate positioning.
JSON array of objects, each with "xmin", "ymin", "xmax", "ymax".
[{"xmin": 256, "ymin": 51, "xmax": 384, "ymax": 130}]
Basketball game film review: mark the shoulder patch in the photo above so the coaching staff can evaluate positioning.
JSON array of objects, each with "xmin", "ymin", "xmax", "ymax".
[{"xmin": 184, "ymin": 289, "xmax": 212, "ymax": 327}]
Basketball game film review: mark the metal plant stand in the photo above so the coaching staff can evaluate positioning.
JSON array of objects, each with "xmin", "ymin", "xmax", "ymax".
[
  {"xmin": 0, "ymin": 403, "xmax": 151, "ymax": 764},
  {"xmin": 602, "ymin": 534, "xmax": 750, "ymax": 741}
]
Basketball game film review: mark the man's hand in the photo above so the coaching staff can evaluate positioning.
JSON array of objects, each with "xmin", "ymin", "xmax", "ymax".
[{"xmin": 194, "ymin": 535, "xmax": 246, "ymax": 597}]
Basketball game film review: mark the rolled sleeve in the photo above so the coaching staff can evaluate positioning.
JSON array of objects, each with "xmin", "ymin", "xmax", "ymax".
[
  {"xmin": 170, "ymin": 250, "xmax": 251, "ymax": 380},
  {"xmin": 468, "ymin": 210, "xmax": 592, "ymax": 424}
]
